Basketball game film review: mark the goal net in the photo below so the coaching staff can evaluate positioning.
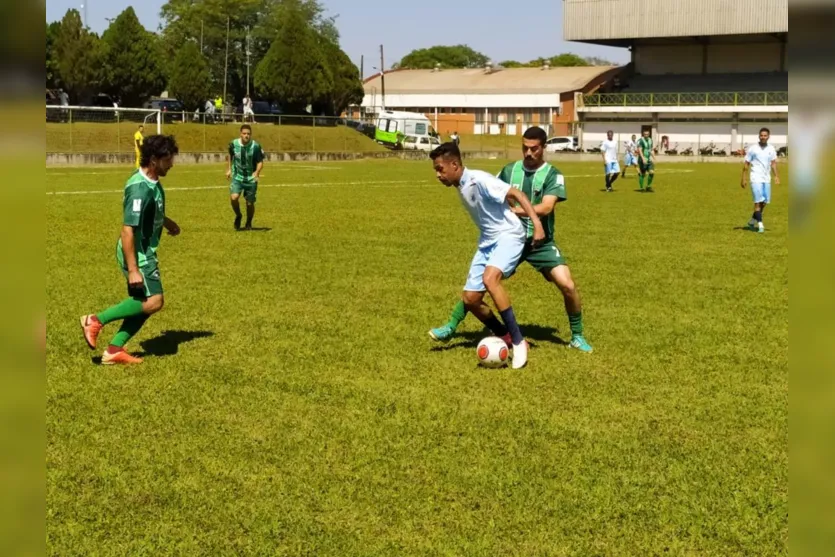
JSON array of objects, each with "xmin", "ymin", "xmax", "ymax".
[{"xmin": 46, "ymin": 106, "xmax": 162, "ymax": 153}]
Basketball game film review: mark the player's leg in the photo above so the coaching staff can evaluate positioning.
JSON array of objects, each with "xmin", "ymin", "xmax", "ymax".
[
  {"xmin": 638, "ymin": 162, "xmax": 646, "ymax": 190},
  {"xmin": 646, "ymin": 162, "xmax": 656, "ymax": 191},
  {"xmin": 244, "ymin": 184, "xmax": 257, "ymax": 229},
  {"xmin": 482, "ymin": 235, "xmax": 527, "ymax": 368},
  {"xmin": 461, "ymin": 248, "xmax": 509, "ymax": 340},
  {"xmin": 609, "ymin": 162, "xmax": 620, "ymax": 189},
  {"xmin": 428, "ymin": 299, "xmax": 468, "ymax": 342},
  {"xmin": 230, "ymin": 182, "xmax": 244, "ymax": 230}
]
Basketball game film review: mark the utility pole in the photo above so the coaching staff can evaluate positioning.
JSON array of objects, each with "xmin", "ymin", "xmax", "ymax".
[
  {"xmin": 360, "ymin": 55, "xmax": 364, "ymax": 80},
  {"xmin": 246, "ymin": 26, "xmax": 252, "ymax": 97},
  {"xmin": 223, "ymin": 16, "xmax": 230, "ymax": 108},
  {"xmin": 380, "ymin": 45, "xmax": 386, "ymax": 110}
]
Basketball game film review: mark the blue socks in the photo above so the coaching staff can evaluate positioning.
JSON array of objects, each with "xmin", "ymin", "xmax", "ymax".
[{"xmin": 500, "ymin": 307, "xmax": 524, "ymax": 345}]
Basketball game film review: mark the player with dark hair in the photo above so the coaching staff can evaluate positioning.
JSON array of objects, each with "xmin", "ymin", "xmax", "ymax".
[
  {"xmin": 429, "ymin": 126, "xmax": 593, "ymax": 353},
  {"xmin": 80, "ymin": 135, "xmax": 181, "ymax": 365},
  {"xmin": 430, "ymin": 141, "xmax": 544, "ymax": 368},
  {"xmin": 741, "ymin": 127, "xmax": 779, "ymax": 233},
  {"xmin": 227, "ymin": 124, "xmax": 265, "ymax": 230}
]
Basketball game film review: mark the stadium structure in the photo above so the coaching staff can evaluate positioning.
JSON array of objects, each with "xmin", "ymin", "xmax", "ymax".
[{"xmin": 565, "ymin": 0, "xmax": 788, "ymax": 152}]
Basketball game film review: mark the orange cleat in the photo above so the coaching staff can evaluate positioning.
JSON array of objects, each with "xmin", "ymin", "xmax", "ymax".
[
  {"xmin": 101, "ymin": 349, "xmax": 144, "ymax": 365},
  {"xmin": 80, "ymin": 315, "xmax": 103, "ymax": 350}
]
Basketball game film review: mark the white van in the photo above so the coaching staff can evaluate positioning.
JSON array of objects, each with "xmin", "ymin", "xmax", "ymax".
[
  {"xmin": 403, "ymin": 134, "xmax": 441, "ymax": 152},
  {"xmin": 375, "ymin": 110, "xmax": 436, "ymax": 148}
]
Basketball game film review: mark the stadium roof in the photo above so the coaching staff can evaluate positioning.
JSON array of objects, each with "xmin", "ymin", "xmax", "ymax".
[{"xmin": 363, "ymin": 66, "xmax": 619, "ymax": 95}]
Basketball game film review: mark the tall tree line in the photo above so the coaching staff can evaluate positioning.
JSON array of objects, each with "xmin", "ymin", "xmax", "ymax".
[{"xmin": 45, "ymin": 0, "xmax": 363, "ymax": 115}]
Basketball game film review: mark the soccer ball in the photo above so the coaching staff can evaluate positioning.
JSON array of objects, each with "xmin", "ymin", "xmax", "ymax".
[{"xmin": 477, "ymin": 336, "xmax": 509, "ymax": 368}]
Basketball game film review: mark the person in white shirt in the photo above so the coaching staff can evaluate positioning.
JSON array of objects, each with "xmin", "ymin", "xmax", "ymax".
[
  {"xmin": 242, "ymin": 95, "xmax": 256, "ymax": 123},
  {"xmin": 430, "ymin": 142, "xmax": 544, "ymax": 369},
  {"xmin": 741, "ymin": 127, "xmax": 780, "ymax": 233},
  {"xmin": 621, "ymin": 134, "xmax": 638, "ymax": 178},
  {"xmin": 600, "ymin": 130, "xmax": 620, "ymax": 192}
]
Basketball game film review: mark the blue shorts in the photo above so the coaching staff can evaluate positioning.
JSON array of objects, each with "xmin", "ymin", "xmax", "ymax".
[
  {"xmin": 605, "ymin": 161, "xmax": 621, "ymax": 175},
  {"xmin": 464, "ymin": 233, "xmax": 525, "ymax": 292},
  {"xmin": 751, "ymin": 182, "xmax": 772, "ymax": 204},
  {"xmin": 624, "ymin": 153, "xmax": 637, "ymax": 167}
]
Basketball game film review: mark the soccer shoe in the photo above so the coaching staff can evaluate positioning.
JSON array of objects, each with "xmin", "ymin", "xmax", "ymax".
[
  {"xmin": 645, "ymin": 186, "xmax": 654, "ymax": 193},
  {"xmin": 80, "ymin": 314, "xmax": 102, "ymax": 350},
  {"xmin": 511, "ymin": 340, "xmax": 529, "ymax": 369},
  {"xmin": 245, "ymin": 221, "xmax": 253, "ymax": 230},
  {"xmin": 748, "ymin": 218, "xmax": 757, "ymax": 228},
  {"xmin": 428, "ymin": 325, "xmax": 455, "ymax": 342},
  {"xmin": 234, "ymin": 215, "xmax": 242, "ymax": 230},
  {"xmin": 501, "ymin": 333, "xmax": 512, "ymax": 348},
  {"xmin": 569, "ymin": 335, "xmax": 593, "ymax": 353},
  {"xmin": 101, "ymin": 349, "xmax": 144, "ymax": 365},
  {"xmin": 758, "ymin": 223, "xmax": 765, "ymax": 233}
]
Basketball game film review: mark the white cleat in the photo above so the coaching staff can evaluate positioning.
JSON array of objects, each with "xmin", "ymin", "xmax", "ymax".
[
  {"xmin": 511, "ymin": 340, "xmax": 529, "ymax": 369},
  {"xmin": 758, "ymin": 223, "xmax": 765, "ymax": 233}
]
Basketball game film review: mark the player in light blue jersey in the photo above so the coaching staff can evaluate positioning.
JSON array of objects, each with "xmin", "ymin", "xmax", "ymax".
[
  {"xmin": 741, "ymin": 127, "xmax": 780, "ymax": 233},
  {"xmin": 621, "ymin": 134, "xmax": 638, "ymax": 178},
  {"xmin": 430, "ymin": 142, "xmax": 544, "ymax": 369},
  {"xmin": 600, "ymin": 130, "xmax": 620, "ymax": 192}
]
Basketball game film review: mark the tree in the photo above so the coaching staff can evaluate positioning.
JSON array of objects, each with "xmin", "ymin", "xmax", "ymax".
[
  {"xmin": 253, "ymin": 2, "xmax": 332, "ymax": 112},
  {"xmin": 498, "ymin": 60, "xmax": 524, "ymax": 68},
  {"xmin": 316, "ymin": 39, "xmax": 363, "ymax": 116},
  {"xmin": 101, "ymin": 7, "xmax": 167, "ymax": 106},
  {"xmin": 47, "ymin": 21, "xmax": 62, "ymax": 89},
  {"xmin": 54, "ymin": 9, "xmax": 105, "ymax": 102},
  {"xmin": 395, "ymin": 45, "xmax": 489, "ymax": 69},
  {"xmin": 168, "ymin": 41, "xmax": 211, "ymax": 110},
  {"xmin": 547, "ymin": 53, "xmax": 589, "ymax": 67}
]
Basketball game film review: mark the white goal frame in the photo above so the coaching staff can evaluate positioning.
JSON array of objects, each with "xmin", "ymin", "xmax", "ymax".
[{"xmin": 45, "ymin": 105, "xmax": 162, "ymax": 134}]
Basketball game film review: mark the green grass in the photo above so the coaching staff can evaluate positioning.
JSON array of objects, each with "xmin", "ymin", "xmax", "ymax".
[
  {"xmin": 47, "ymin": 160, "xmax": 788, "ymax": 555},
  {"xmin": 46, "ymin": 122, "xmax": 387, "ymax": 154}
]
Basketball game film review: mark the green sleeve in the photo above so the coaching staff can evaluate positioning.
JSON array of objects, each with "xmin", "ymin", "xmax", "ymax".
[
  {"xmin": 254, "ymin": 143, "xmax": 265, "ymax": 164},
  {"xmin": 497, "ymin": 163, "xmax": 513, "ymax": 183},
  {"xmin": 123, "ymin": 183, "xmax": 150, "ymax": 227},
  {"xmin": 228, "ymin": 141, "xmax": 235, "ymax": 158},
  {"xmin": 544, "ymin": 168, "xmax": 566, "ymax": 200}
]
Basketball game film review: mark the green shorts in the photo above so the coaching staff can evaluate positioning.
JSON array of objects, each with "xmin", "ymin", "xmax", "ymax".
[
  {"xmin": 231, "ymin": 180, "xmax": 258, "ymax": 203},
  {"xmin": 120, "ymin": 261, "xmax": 163, "ymax": 298},
  {"xmin": 513, "ymin": 240, "xmax": 567, "ymax": 275},
  {"xmin": 639, "ymin": 160, "xmax": 655, "ymax": 173}
]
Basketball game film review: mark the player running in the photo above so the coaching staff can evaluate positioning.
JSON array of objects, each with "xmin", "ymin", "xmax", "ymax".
[
  {"xmin": 601, "ymin": 130, "xmax": 620, "ymax": 192},
  {"xmin": 741, "ymin": 127, "xmax": 779, "ymax": 233},
  {"xmin": 227, "ymin": 124, "xmax": 265, "ymax": 230},
  {"xmin": 637, "ymin": 129, "xmax": 655, "ymax": 192},
  {"xmin": 621, "ymin": 134, "xmax": 638, "ymax": 178},
  {"xmin": 80, "ymin": 135, "xmax": 181, "ymax": 365},
  {"xmin": 430, "ymin": 142, "xmax": 544, "ymax": 369},
  {"xmin": 429, "ymin": 127, "xmax": 593, "ymax": 353}
]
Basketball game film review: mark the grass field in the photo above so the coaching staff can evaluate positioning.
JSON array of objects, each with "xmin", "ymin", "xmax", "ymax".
[
  {"xmin": 46, "ymin": 122, "xmax": 388, "ymax": 154},
  {"xmin": 46, "ymin": 159, "xmax": 788, "ymax": 555}
]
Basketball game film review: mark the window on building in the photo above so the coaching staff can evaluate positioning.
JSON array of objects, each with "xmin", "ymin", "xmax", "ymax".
[
  {"xmin": 523, "ymin": 109, "xmax": 533, "ymax": 123},
  {"xmin": 490, "ymin": 109, "xmax": 500, "ymax": 124},
  {"xmin": 539, "ymin": 109, "xmax": 550, "ymax": 124},
  {"xmin": 475, "ymin": 109, "xmax": 485, "ymax": 124}
]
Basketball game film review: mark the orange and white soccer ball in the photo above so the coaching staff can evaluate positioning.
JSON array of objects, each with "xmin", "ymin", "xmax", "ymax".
[{"xmin": 477, "ymin": 336, "xmax": 509, "ymax": 368}]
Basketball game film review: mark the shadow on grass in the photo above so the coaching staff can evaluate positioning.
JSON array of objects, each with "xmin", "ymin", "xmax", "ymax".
[
  {"xmin": 237, "ymin": 227, "xmax": 272, "ymax": 232},
  {"xmin": 92, "ymin": 330, "xmax": 215, "ymax": 363},
  {"xmin": 430, "ymin": 324, "xmax": 567, "ymax": 352},
  {"xmin": 733, "ymin": 226, "xmax": 758, "ymax": 233}
]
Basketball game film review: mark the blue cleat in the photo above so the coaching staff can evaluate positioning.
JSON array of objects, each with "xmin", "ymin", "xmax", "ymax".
[
  {"xmin": 429, "ymin": 324, "xmax": 456, "ymax": 342},
  {"xmin": 569, "ymin": 335, "xmax": 593, "ymax": 353}
]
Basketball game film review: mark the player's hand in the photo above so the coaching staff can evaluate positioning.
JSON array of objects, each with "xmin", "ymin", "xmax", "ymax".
[
  {"xmin": 225, "ymin": 168, "xmax": 232, "ymax": 180},
  {"xmin": 251, "ymin": 174, "xmax": 260, "ymax": 183},
  {"xmin": 774, "ymin": 176, "xmax": 781, "ymax": 185},
  {"xmin": 164, "ymin": 219, "xmax": 181, "ymax": 236},
  {"xmin": 128, "ymin": 270, "xmax": 144, "ymax": 289},
  {"xmin": 531, "ymin": 223, "xmax": 546, "ymax": 248},
  {"xmin": 740, "ymin": 179, "xmax": 747, "ymax": 189}
]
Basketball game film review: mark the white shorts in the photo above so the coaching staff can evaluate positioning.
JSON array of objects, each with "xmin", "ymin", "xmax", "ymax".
[
  {"xmin": 605, "ymin": 161, "xmax": 621, "ymax": 175},
  {"xmin": 464, "ymin": 234, "xmax": 525, "ymax": 292},
  {"xmin": 243, "ymin": 107, "xmax": 255, "ymax": 116},
  {"xmin": 624, "ymin": 153, "xmax": 637, "ymax": 166},
  {"xmin": 751, "ymin": 182, "xmax": 771, "ymax": 204}
]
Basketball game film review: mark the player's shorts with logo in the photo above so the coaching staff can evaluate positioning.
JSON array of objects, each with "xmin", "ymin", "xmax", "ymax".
[
  {"xmin": 231, "ymin": 180, "xmax": 258, "ymax": 203},
  {"xmin": 464, "ymin": 233, "xmax": 525, "ymax": 292}
]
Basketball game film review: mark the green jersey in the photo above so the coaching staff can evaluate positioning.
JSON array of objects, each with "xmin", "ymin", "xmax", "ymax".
[
  {"xmin": 637, "ymin": 137, "xmax": 654, "ymax": 160},
  {"xmin": 498, "ymin": 161, "xmax": 566, "ymax": 242},
  {"xmin": 117, "ymin": 170, "xmax": 165, "ymax": 267},
  {"xmin": 229, "ymin": 138, "xmax": 264, "ymax": 184}
]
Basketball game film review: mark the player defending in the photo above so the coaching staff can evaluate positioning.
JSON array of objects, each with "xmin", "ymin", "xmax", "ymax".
[
  {"xmin": 430, "ymin": 142, "xmax": 544, "ymax": 369},
  {"xmin": 622, "ymin": 134, "xmax": 638, "ymax": 178},
  {"xmin": 227, "ymin": 124, "xmax": 265, "ymax": 230},
  {"xmin": 133, "ymin": 125, "xmax": 144, "ymax": 169},
  {"xmin": 429, "ymin": 127, "xmax": 593, "ymax": 353},
  {"xmin": 741, "ymin": 127, "xmax": 779, "ymax": 233},
  {"xmin": 601, "ymin": 130, "xmax": 620, "ymax": 192},
  {"xmin": 80, "ymin": 135, "xmax": 181, "ymax": 365},
  {"xmin": 637, "ymin": 129, "xmax": 655, "ymax": 191}
]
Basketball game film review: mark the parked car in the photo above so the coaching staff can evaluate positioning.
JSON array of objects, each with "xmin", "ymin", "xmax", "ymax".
[
  {"xmin": 403, "ymin": 134, "xmax": 441, "ymax": 151},
  {"xmin": 143, "ymin": 98, "xmax": 187, "ymax": 123},
  {"xmin": 544, "ymin": 136, "xmax": 578, "ymax": 152}
]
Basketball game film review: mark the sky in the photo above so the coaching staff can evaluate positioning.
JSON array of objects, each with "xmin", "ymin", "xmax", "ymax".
[{"xmin": 46, "ymin": 0, "xmax": 630, "ymax": 77}]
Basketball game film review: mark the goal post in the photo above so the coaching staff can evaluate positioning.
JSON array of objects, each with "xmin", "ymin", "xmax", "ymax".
[{"xmin": 46, "ymin": 105, "xmax": 162, "ymax": 153}]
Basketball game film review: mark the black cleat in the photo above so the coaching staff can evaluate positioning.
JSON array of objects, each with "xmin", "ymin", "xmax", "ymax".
[{"xmin": 234, "ymin": 215, "xmax": 242, "ymax": 230}]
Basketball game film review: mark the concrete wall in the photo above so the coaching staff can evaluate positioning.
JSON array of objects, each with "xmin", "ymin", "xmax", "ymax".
[{"xmin": 635, "ymin": 42, "xmax": 783, "ymax": 75}]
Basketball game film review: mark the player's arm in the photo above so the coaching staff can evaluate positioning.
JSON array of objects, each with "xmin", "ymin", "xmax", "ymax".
[
  {"xmin": 253, "ymin": 145, "xmax": 264, "ymax": 181},
  {"xmin": 771, "ymin": 155, "xmax": 780, "ymax": 185},
  {"xmin": 120, "ymin": 226, "xmax": 143, "ymax": 289},
  {"xmin": 163, "ymin": 217, "xmax": 180, "ymax": 236},
  {"xmin": 225, "ymin": 143, "xmax": 233, "ymax": 180},
  {"xmin": 741, "ymin": 150, "xmax": 752, "ymax": 187},
  {"xmin": 505, "ymin": 188, "xmax": 545, "ymax": 246}
]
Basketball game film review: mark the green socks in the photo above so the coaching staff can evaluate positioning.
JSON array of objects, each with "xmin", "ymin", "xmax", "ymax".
[
  {"xmin": 638, "ymin": 175, "xmax": 645, "ymax": 189},
  {"xmin": 448, "ymin": 300, "xmax": 468, "ymax": 330},
  {"xmin": 110, "ymin": 314, "xmax": 150, "ymax": 348},
  {"xmin": 648, "ymin": 173, "xmax": 655, "ymax": 187},
  {"xmin": 96, "ymin": 298, "xmax": 145, "ymax": 325},
  {"xmin": 568, "ymin": 312, "xmax": 584, "ymax": 337}
]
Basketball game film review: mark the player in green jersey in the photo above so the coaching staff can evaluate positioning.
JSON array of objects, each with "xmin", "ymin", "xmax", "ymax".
[
  {"xmin": 227, "ymin": 124, "xmax": 265, "ymax": 230},
  {"xmin": 428, "ymin": 126, "xmax": 593, "ymax": 353},
  {"xmin": 636, "ymin": 129, "xmax": 656, "ymax": 192},
  {"xmin": 80, "ymin": 135, "xmax": 181, "ymax": 365}
]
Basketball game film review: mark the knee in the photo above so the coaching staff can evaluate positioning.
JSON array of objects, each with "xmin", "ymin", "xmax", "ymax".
[
  {"xmin": 144, "ymin": 295, "xmax": 164, "ymax": 315},
  {"xmin": 558, "ymin": 279, "xmax": 576, "ymax": 297},
  {"xmin": 230, "ymin": 194, "xmax": 240, "ymax": 202},
  {"xmin": 246, "ymin": 200, "xmax": 255, "ymax": 208},
  {"xmin": 482, "ymin": 268, "xmax": 502, "ymax": 290},
  {"xmin": 462, "ymin": 292, "xmax": 482, "ymax": 310}
]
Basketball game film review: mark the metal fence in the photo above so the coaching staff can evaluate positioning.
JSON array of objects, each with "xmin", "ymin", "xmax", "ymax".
[{"xmin": 581, "ymin": 91, "xmax": 789, "ymax": 108}]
